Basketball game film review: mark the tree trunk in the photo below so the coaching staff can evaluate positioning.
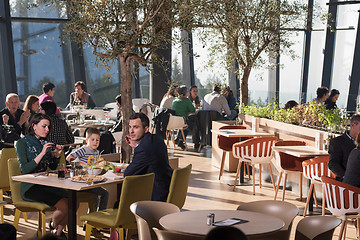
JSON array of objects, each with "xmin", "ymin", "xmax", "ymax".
[
  {"xmin": 119, "ymin": 55, "xmax": 133, "ymax": 163},
  {"xmin": 240, "ymin": 67, "xmax": 251, "ymax": 106}
]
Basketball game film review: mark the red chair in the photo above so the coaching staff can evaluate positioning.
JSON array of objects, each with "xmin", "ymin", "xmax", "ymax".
[
  {"xmin": 232, "ymin": 136, "xmax": 277, "ymax": 194},
  {"xmin": 302, "ymin": 156, "xmax": 332, "ymax": 216},
  {"xmin": 217, "ymin": 125, "xmax": 248, "ymax": 180},
  {"xmin": 274, "ymin": 140, "xmax": 308, "ymax": 201},
  {"xmin": 322, "ymin": 176, "xmax": 360, "ymax": 240}
]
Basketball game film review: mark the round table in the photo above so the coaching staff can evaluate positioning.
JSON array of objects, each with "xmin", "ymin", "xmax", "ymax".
[{"xmin": 159, "ymin": 210, "xmax": 285, "ymax": 237}]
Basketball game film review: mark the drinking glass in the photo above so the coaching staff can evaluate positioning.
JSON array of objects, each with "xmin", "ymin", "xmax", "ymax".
[{"xmin": 58, "ymin": 163, "xmax": 66, "ymax": 180}]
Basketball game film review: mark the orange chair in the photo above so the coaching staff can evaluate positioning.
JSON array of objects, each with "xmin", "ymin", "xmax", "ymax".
[
  {"xmin": 218, "ymin": 125, "xmax": 248, "ymax": 180},
  {"xmin": 274, "ymin": 140, "xmax": 308, "ymax": 201},
  {"xmin": 322, "ymin": 176, "xmax": 360, "ymax": 240},
  {"xmin": 232, "ymin": 136, "xmax": 277, "ymax": 194},
  {"xmin": 302, "ymin": 156, "xmax": 332, "ymax": 217}
]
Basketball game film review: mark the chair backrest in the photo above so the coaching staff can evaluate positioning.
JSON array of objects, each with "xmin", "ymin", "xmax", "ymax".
[
  {"xmin": 104, "ymin": 102, "xmax": 118, "ymax": 120},
  {"xmin": 295, "ymin": 216, "xmax": 341, "ymax": 240},
  {"xmin": 167, "ymin": 114, "xmax": 187, "ymax": 130},
  {"xmin": 153, "ymin": 227, "xmax": 204, "ymax": 240},
  {"xmin": 232, "ymin": 136, "xmax": 278, "ymax": 164},
  {"xmin": 0, "ymin": 148, "xmax": 16, "ymax": 189},
  {"xmin": 7, "ymin": 158, "xmax": 23, "ymax": 205},
  {"xmin": 274, "ymin": 140, "xmax": 307, "ymax": 172},
  {"xmin": 133, "ymin": 98, "xmax": 150, "ymax": 113},
  {"xmin": 322, "ymin": 176, "xmax": 360, "ymax": 217},
  {"xmin": 217, "ymin": 125, "xmax": 247, "ymax": 152},
  {"xmin": 237, "ymin": 200, "xmax": 298, "ymax": 239},
  {"xmin": 130, "ymin": 201, "xmax": 180, "ymax": 240},
  {"xmin": 302, "ymin": 156, "xmax": 332, "ymax": 181},
  {"xmin": 115, "ymin": 173, "xmax": 155, "ymax": 226},
  {"xmin": 166, "ymin": 164, "xmax": 192, "ymax": 209}
]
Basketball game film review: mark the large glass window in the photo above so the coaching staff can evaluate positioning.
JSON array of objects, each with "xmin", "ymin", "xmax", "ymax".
[
  {"xmin": 10, "ymin": 0, "xmax": 67, "ymax": 19},
  {"xmin": 171, "ymin": 28, "xmax": 183, "ymax": 85},
  {"xmin": 248, "ymin": 53, "xmax": 269, "ymax": 106}
]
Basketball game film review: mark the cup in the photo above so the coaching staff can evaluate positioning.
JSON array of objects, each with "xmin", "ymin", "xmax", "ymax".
[
  {"xmin": 86, "ymin": 173, "xmax": 95, "ymax": 185},
  {"xmin": 58, "ymin": 163, "xmax": 66, "ymax": 180}
]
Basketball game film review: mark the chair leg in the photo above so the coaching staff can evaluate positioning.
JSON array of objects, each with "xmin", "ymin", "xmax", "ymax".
[
  {"xmin": 166, "ymin": 130, "xmax": 170, "ymax": 147},
  {"xmin": 180, "ymin": 129, "xmax": 188, "ymax": 150},
  {"xmin": 14, "ymin": 209, "xmax": 21, "ymax": 229},
  {"xmin": 87, "ymin": 199, "xmax": 95, "ymax": 213},
  {"xmin": 299, "ymin": 174, "xmax": 303, "ymax": 201},
  {"xmin": 337, "ymin": 219, "xmax": 346, "ymax": 240},
  {"xmin": 233, "ymin": 161, "xmax": 242, "ymax": 191},
  {"xmin": 85, "ymin": 223, "xmax": 93, "ymax": 240},
  {"xmin": 259, "ymin": 164, "xmax": 262, "ymax": 188},
  {"xmin": 219, "ymin": 151, "xmax": 226, "ymax": 180},
  {"xmin": 274, "ymin": 171, "xmax": 283, "ymax": 200},
  {"xmin": 267, "ymin": 163, "xmax": 276, "ymax": 190},
  {"xmin": 41, "ymin": 212, "xmax": 46, "ymax": 237},
  {"xmin": 23, "ymin": 212, "xmax": 28, "ymax": 222},
  {"xmin": 357, "ymin": 218, "xmax": 360, "ymax": 239},
  {"xmin": 342, "ymin": 220, "xmax": 348, "ymax": 240},
  {"xmin": 119, "ymin": 227, "xmax": 125, "ymax": 240},
  {"xmin": 303, "ymin": 183, "xmax": 314, "ymax": 217},
  {"xmin": 0, "ymin": 189, "xmax": 3, "ymax": 224},
  {"xmin": 246, "ymin": 163, "xmax": 251, "ymax": 180},
  {"xmin": 322, "ymin": 185, "xmax": 325, "ymax": 216},
  {"xmin": 282, "ymin": 173, "xmax": 288, "ymax": 201},
  {"xmin": 313, "ymin": 186, "xmax": 318, "ymax": 206},
  {"xmin": 197, "ymin": 144, "xmax": 202, "ymax": 152},
  {"xmin": 252, "ymin": 164, "xmax": 256, "ymax": 195},
  {"xmin": 37, "ymin": 212, "xmax": 42, "ymax": 238}
]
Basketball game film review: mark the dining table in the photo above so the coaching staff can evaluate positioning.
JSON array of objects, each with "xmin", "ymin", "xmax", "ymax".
[
  {"xmin": 159, "ymin": 209, "xmax": 285, "ymax": 238},
  {"xmin": 211, "ymin": 129, "xmax": 274, "ymax": 185},
  {"xmin": 12, "ymin": 172, "xmax": 123, "ymax": 240}
]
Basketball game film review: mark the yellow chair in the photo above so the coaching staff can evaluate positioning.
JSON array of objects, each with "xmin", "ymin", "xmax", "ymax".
[
  {"xmin": 81, "ymin": 173, "xmax": 155, "ymax": 240},
  {"xmin": 166, "ymin": 164, "xmax": 192, "ymax": 209},
  {"xmin": 0, "ymin": 148, "xmax": 17, "ymax": 223},
  {"xmin": 7, "ymin": 158, "xmax": 55, "ymax": 238}
]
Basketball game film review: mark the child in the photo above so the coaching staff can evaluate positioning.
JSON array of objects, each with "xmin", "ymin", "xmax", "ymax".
[{"xmin": 66, "ymin": 128, "xmax": 109, "ymax": 211}]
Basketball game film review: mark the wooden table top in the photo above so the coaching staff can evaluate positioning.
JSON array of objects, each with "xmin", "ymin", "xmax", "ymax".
[
  {"xmin": 12, "ymin": 173, "xmax": 123, "ymax": 191},
  {"xmin": 211, "ymin": 129, "xmax": 274, "ymax": 138},
  {"xmin": 159, "ymin": 210, "xmax": 285, "ymax": 237},
  {"xmin": 272, "ymin": 145, "xmax": 329, "ymax": 158}
]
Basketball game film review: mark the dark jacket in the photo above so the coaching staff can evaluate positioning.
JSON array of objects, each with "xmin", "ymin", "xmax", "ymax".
[
  {"xmin": 343, "ymin": 146, "xmax": 360, "ymax": 187},
  {"xmin": 152, "ymin": 108, "xmax": 176, "ymax": 139},
  {"xmin": 124, "ymin": 132, "xmax": 172, "ymax": 201},
  {"xmin": 0, "ymin": 108, "xmax": 26, "ymax": 136},
  {"xmin": 328, "ymin": 131, "xmax": 355, "ymax": 179},
  {"xmin": 192, "ymin": 110, "xmax": 224, "ymax": 146}
]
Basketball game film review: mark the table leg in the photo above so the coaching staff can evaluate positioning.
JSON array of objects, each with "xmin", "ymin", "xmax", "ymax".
[{"xmin": 68, "ymin": 190, "xmax": 77, "ymax": 240}]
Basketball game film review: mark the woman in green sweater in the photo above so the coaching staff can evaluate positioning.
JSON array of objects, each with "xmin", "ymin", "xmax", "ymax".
[{"xmin": 16, "ymin": 113, "xmax": 70, "ymax": 237}]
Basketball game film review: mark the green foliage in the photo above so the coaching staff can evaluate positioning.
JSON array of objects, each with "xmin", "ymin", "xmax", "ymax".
[{"xmin": 240, "ymin": 101, "xmax": 346, "ymax": 132}]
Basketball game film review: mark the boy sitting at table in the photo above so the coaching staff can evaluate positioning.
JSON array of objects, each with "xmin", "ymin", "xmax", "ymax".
[{"xmin": 66, "ymin": 128, "xmax": 109, "ymax": 211}]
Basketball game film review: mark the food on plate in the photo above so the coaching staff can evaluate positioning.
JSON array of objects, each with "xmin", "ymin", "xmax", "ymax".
[{"xmin": 70, "ymin": 175, "xmax": 105, "ymax": 182}]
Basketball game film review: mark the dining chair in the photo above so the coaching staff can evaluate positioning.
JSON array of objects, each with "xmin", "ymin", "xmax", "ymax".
[
  {"xmin": 153, "ymin": 227, "xmax": 204, "ymax": 240},
  {"xmin": 273, "ymin": 140, "xmax": 308, "ymax": 201},
  {"xmin": 166, "ymin": 164, "xmax": 192, "ymax": 209},
  {"xmin": 7, "ymin": 158, "xmax": 55, "ymax": 238},
  {"xmin": 295, "ymin": 216, "xmax": 341, "ymax": 240},
  {"xmin": 322, "ymin": 176, "xmax": 360, "ymax": 240},
  {"xmin": 232, "ymin": 136, "xmax": 277, "ymax": 194},
  {"xmin": 237, "ymin": 200, "xmax": 298, "ymax": 240},
  {"xmin": 81, "ymin": 173, "xmax": 155, "ymax": 240},
  {"xmin": 302, "ymin": 156, "xmax": 332, "ymax": 217},
  {"xmin": 130, "ymin": 201, "xmax": 180, "ymax": 240},
  {"xmin": 166, "ymin": 114, "xmax": 188, "ymax": 150},
  {"xmin": 217, "ymin": 125, "xmax": 248, "ymax": 180},
  {"xmin": 0, "ymin": 148, "xmax": 17, "ymax": 223}
]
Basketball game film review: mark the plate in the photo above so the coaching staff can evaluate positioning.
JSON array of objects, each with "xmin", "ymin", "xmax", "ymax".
[{"xmin": 70, "ymin": 175, "xmax": 106, "ymax": 183}]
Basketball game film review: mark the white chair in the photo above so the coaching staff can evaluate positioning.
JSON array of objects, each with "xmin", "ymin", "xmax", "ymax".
[
  {"xmin": 83, "ymin": 109, "xmax": 105, "ymax": 120},
  {"xmin": 104, "ymin": 102, "xmax": 119, "ymax": 120},
  {"xmin": 132, "ymin": 98, "xmax": 150, "ymax": 113},
  {"xmin": 166, "ymin": 114, "xmax": 188, "ymax": 150},
  {"xmin": 112, "ymin": 131, "xmax": 123, "ymax": 153}
]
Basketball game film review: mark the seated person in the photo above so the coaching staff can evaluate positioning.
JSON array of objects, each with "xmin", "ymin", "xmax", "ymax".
[
  {"xmin": 0, "ymin": 93, "xmax": 30, "ymax": 136},
  {"xmin": 222, "ymin": 86, "xmax": 238, "ymax": 115},
  {"xmin": 160, "ymin": 85, "xmax": 178, "ymax": 109},
  {"xmin": 23, "ymin": 95, "xmax": 39, "ymax": 122},
  {"xmin": 110, "ymin": 94, "xmax": 134, "ymax": 133},
  {"xmin": 15, "ymin": 113, "xmax": 69, "ymax": 237},
  {"xmin": 38, "ymin": 82, "xmax": 60, "ymax": 114},
  {"xmin": 284, "ymin": 100, "xmax": 298, "ymax": 110},
  {"xmin": 325, "ymin": 89, "xmax": 340, "ymax": 110},
  {"xmin": 203, "ymin": 83, "xmax": 237, "ymax": 120},
  {"xmin": 69, "ymin": 81, "xmax": 96, "ymax": 109},
  {"xmin": 40, "ymin": 101, "xmax": 74, "ymax": 146},
  {"xmin": 124, "ymin": 113, "xmax": 172, "ymax": 201},
  {"xmin": 312, "ymin": 86, "xmax": 329, "ymax": 105},
  {"xmin": 205, "ymin": 226, "xmax": 247, "ymax": 240},
  {"xmin": 66, "ymin": 128, "xmax": 109, "ymax": 210},
  {"xmin": 343, "ymin": 131, "xmax": 360, "ymax": 187},
  {"xmin": 328, "ymin": 113, "xmax": 360, "ymax": 180},
  {"xmin": 188, "ymin": 85, "xmax": 202, "ymax": 109}
]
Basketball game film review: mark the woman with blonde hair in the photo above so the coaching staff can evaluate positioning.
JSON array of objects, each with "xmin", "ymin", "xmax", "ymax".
[
  {"xmin": 160, "ymin": 85, "xmax": 178, "ymax": 109},
  {"xmin": 23, "ymin": 95, "xmax": 39, "ymax": 121}
]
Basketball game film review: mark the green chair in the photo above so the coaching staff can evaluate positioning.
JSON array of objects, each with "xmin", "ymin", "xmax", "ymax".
[
  {"xmin": 0, "ymin": 148, "xmax": 17, "ymax": 223},
  {"xmin": 7, "ymin": 158, "xmax": 55, "ymax": 237},
  {"xmin": 81, "ymin": 173, "xmax": 155, "ymax": 240},
  {"xmin": 166, "ymin": 164, "xmax": 192, "ymax": 209}
]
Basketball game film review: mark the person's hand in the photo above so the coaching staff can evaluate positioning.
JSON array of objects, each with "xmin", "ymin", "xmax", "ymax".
[
  {"xmin": 2, "ymin": 114, "xmax": 9, "ymax": 125},
  {"xmin": 19, "ymin": 110, "xmax": 31, "ymax": 125},
  {"xmin": 41, "ymin": 142, "xmax": 54, "ymax": 156},
  {"xmin": 125, "ymin": 135, "xmax": 137, "ymax": 149},
  {"xmin": 53, "ymin": 144, "xmax": 64, "ymax": 158}
]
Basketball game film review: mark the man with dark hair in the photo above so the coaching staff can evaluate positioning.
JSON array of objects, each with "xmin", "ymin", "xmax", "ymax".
[
  {"xmin": 124, "ymin": 112, "xmax": 172, "ymax": 201},
  {"xmin": 313, "ymin": 86, "xmax": 329, "ymax": 105},
  {"xmin": 328, "ymin": 113, "xmax": 360, "ymax": 180},
  {"xmin": 38, "ymin": 82, "xmax": 60, "ymax": 114},
  {"xmin": 40, "ymin": 101, "xmax": 74, "ymax": 146},
  {"xmin": 203, "ymin": 83, "xmax": 236, "ymax": 120}
]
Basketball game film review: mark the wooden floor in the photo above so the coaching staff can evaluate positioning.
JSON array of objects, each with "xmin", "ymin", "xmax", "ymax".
[{"xmin": 2, "ymin": 143, "xmax": 358, "ymax": 239}]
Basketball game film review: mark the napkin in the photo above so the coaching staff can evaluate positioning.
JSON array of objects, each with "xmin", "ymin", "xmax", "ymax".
[{"xmin": 102, "ymin": 171, "xmax": 123, "ymax": 180}]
